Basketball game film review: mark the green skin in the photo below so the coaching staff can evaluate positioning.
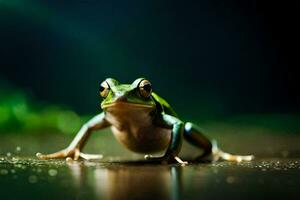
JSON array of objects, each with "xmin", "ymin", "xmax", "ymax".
[{"xmin": 37, "ymin": 78, "xmax": 254, "ymax": 164}]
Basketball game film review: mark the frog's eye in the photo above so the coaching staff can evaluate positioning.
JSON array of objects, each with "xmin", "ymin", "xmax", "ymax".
[
  {"xmin": 99, "ymin": 81, "xmax": 110, "ymax": 98},
  {"xmin": 138, "ymin": 79, "xmax": 152, "ymax": 98}
]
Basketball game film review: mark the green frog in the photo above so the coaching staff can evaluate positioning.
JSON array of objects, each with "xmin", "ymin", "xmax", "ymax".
[{"xmin": 37, "ymin": 78, "xmax": 254, "ymax": 164}]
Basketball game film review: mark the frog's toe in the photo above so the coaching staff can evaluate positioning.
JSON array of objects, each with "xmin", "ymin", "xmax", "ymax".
[
  {"xmin": 36, "ymin": 150, "xmax": 68, "ymax": 160},
  {"xmin": 36, "ymin": 152, "xmax": 44, "ymax": 159},
  {"xmin": 235, "ymin": 155, "xmax": 254, "ymax": 162},
  {"xmin": 36, "ymin": 153, "xmax": 55, "ymax": 160},
  {"xmin": 144, "ymin": 155, "xmax": 164, "ymax": 162},
  {"xmin": 79, "ymin": 152, "xmax": 103, "ymax": 160},
  {"xmin": 144, "ymin": 154, "xmax": 153, "ymax": 159},
  {"xmin": 66, "ymin": 157, "xmax": 73, "ymax": 162},
  {"xmin": 36, "ymin": 152, "xmax": 56, "ymax": 159},
  {"xmin": 145, "ymin": 155, "xmax": 188, "ymax": 165},
  {"xmin": 174, "ymin": 156, "xmax": 188, "ymax": 165},
  {"xmin": 144, "ymin": 155, "xmax": 165, "ymax": 163}
]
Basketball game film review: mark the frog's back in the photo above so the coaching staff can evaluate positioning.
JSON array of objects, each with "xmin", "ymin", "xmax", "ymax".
[{"xmin": 151, "ymin": 92, "xmax": 178, "ymax": 117}]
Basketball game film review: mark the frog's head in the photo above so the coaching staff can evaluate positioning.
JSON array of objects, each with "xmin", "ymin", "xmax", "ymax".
[{"xmin": 100, "ymin": 78, "xmax": 156, "ymax": 111}]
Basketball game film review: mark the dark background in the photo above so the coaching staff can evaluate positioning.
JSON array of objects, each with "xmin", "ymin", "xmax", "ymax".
[{"xmin": 0, "ymin": 0, "xmax": 299, "ymax": 118}]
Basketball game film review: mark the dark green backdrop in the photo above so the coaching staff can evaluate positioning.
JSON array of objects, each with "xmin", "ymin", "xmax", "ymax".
[{"xmin": 1, "ymin": 0, "xmax": 299, "ymax": 118}]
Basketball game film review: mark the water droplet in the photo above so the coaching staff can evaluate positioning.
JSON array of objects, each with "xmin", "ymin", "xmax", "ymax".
[
  {"xmin": 48, "ymin": 169, "xmax": 58, "ymax": 176},
  {"xmin": 6, "ymin": 152, "xmax": 12, "ymax": 157},
  {"xmin": 28, "ymin": 175, "xmax": 38, "ymax": 183},
  {"xmin": 16, "ymin": 146, "xmax": 21, "ymax": 152},
  {"xmin": 226, "ymin": 176, "xmax": 235, "ymax": 184},
  {"xmin": 12, "ymin": 157, "xmax": 18, "ymax": 162},
  {"xmin": 0, "ymin": 169, "xmax": 9, "ymax": 175}
]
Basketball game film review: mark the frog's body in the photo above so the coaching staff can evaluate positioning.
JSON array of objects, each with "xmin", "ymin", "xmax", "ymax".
[
  {"xmin": 37, "ymin": 78, "xmax": 254, "ymax": 164},
  {"xmin": 105, "ymin": 102, "xmax": 170, "ymax": 153}
]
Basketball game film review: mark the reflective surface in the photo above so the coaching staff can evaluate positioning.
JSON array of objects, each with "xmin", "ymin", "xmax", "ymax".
[{"xmin": 1, "ymin": 156, "xmax": 300, "ymax": 200}]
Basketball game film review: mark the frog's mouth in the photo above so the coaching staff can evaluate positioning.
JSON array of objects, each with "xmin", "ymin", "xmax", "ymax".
[{"xmin": 101, "ymin": 102, "xmax": 155, "ymax": 110}]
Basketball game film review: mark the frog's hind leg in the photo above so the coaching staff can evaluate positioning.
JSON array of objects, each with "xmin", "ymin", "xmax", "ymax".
[
  {"xmin": 184, "ymin": 122, "xmax": 213, "ymax": 159},
  {"xmin": 184, "ymin": 122, "xmax": 254, "ymax": 162}
]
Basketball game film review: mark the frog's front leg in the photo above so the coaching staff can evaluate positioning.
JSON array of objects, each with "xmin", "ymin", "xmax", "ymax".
[
  {"xmin": 146, "ymin": 114, "xmax": 188, "ymax": 165},
  {"xmin": 36, "ymin": 112, "xmax": 110, "ymax": 161},
  {"xmin": 184, "ymin": 122, "xmax": 254, "ymax": 162}
]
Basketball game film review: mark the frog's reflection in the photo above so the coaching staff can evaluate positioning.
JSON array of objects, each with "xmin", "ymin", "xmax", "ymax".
[{"xmin": 68, "ymin": 162, "xmax": 183, "ymax": 200}]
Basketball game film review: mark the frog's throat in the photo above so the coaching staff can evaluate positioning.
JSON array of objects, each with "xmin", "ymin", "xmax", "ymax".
[{"xmin": 101, "ymin": 102, "xmax": 155, "ymax": 109}]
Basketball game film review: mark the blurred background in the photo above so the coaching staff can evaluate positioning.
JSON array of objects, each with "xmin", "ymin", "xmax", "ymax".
[{"xmin": 0, "ymin": 0, "xmax": 299, "ymax": 150}]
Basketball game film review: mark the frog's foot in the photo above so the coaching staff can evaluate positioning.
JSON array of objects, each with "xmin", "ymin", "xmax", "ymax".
[
  {"xmin": 174, "ymin": 156, "xmax": 188, "ymax": 165},
  {"xmin": 214, "ymin": 152, "xmax": 254, "ymax": 162},
  {"xmin": 211, "ymin": 140, "xmax": 254, "ymax": 162},
  {"xmin": 36, "ymin": 148, "xmax": 103, "ymax": 161},
  {"xmin": 144, "ymin": 155, "xmax": 188, "ymax": 165}
]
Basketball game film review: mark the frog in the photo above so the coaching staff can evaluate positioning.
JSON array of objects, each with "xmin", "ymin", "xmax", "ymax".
[{"xmin": 36, "ymin": 78, "xmax": 254, "ymax": 164}]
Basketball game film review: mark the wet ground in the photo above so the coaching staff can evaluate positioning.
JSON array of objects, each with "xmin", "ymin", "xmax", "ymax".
[
  {"xmin": 1, "ymin": 120, "xmax": 300, "ymax": 200},
  {"xmin": 1, "ymin": 156, "xmax": 300, "ymax": 200}
]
